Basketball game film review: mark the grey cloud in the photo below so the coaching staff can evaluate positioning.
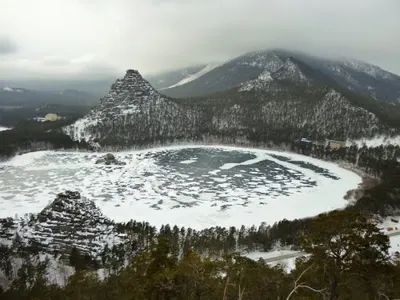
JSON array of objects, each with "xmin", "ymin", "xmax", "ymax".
[
  {"xmin": 0, "ymin": 36, "xmax": 17, "ymax": 55},
  {"xmin": 1, "ymin": 0, "xmax": 400, "ymax": 78}
]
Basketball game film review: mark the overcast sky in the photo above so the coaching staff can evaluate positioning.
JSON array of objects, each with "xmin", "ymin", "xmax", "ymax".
[{"xmin": 0, "ymin": 0, "xmax": 399, "ymax": 80}]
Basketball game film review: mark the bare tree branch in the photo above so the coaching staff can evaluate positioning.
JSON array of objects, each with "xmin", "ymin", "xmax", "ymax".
[
  {"xmin": 378, "ymin": 291, "xmax": 390, "ymax": 300},
  {"xmin": 223, "ymin": 275, "xmax": 230, "ymax": 300},
  {"xmin": 297, "ymin": 284, "xmax": 326, "ymax": 294},
  {"xmin": 286, "ymin": 264, "xmax": 325, "ymax": 300},
  {"xmin": 238, "ymin": 284, "xmax": 246, "ymax": 300}
]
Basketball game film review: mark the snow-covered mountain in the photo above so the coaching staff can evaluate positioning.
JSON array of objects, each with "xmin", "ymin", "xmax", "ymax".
[
  {"xmin": 64, "ymin": 67, "xmax": 399, "ymax": 148},
  {"xmin": 64, "ymin": 69, "xmax": 201, "ymax": 145},
  {"xmin": 160, "ymin": 49, "xmax": 400, "ymax": 103}
]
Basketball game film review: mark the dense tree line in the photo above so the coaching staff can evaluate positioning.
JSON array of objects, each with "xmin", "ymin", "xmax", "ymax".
[
  {"xmin": 0, "ymin": 119, "xmax": 91, "ymax": 160},
  {"xmin": 2, "ymin": 210, "xmax": 400, "ymax": 299}
]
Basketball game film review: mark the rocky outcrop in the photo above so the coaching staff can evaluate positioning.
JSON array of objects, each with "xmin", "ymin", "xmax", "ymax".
[
  {"xmin": 95, "ymin": 153, "xmax": 126, "ymax": 165},
  {"xmin": 0, "ymin": 191, "xmax": 127, "ymax": 259}
]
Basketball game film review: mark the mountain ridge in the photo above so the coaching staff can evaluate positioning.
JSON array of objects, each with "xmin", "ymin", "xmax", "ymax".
[
  {"xmin": 159, "ymin": 49, "xmax": 400, "ymax": 103},
  {"xmin": 64, "ymin": 63, "xmax": 400, "ymax": 149}
]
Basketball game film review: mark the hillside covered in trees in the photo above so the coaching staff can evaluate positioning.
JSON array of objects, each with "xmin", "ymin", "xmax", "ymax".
[
  {"xmin": 0, "ymin": 119, "xmax": 91, "ymax": 160},
  {"xmin": 2, "ymin": 209, "xmax": 400, "ymax": 299},
  {"xmin": 64, "ymin": 68, "xmax": 400, "ymax": 149}
]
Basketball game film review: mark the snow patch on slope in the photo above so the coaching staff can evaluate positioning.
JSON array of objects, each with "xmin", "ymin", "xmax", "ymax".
[{"xmin": 163, "ymin": 64, "xmax": 221, "ymax": 89}]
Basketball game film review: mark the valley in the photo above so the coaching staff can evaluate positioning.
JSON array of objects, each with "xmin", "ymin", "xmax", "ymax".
[
  {"xmin": 2, "ymin": 1, "xmax": 400, "ymax": 297},
  {"xmin": 1, "ymin": 48, "xmax": 400, "ymax": 298}
]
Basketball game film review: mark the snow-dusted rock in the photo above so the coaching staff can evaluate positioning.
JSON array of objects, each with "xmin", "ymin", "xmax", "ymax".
[
  {"xmin": 0, "ymin": 191, "xmax": 127, "ymax": 259},
  {"xmin": 95, "ymin": 153, "xmax": 126, "ymax": 165},
  {"xmin": 64, "ymin": 69, "xmax": 201, "ymax": 147}
]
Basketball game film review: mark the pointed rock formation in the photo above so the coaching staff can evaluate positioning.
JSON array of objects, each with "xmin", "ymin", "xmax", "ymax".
[{"xmin": 0, "ymin": 191, "xmax": 127, "ymax": 258}]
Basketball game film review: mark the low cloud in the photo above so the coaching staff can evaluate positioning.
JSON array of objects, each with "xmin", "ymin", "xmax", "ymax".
[
  {"xmin": 0, "ymin": 36, "xmax": 17, "ymax": 55},
  {"xmin": 0, "ymin": 0, "xmax": 400, "ymax": 78},
  {"xmin": 0, "ymin": 55, "xmax": 120, "ymax": 80}
]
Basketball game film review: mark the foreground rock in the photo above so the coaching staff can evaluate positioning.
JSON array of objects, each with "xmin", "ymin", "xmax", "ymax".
[
  {"xmin": 0, "ymin": 191, "xmax": 127, "ymax": 259},
  {"xmin": 95, "ymin": 153, "xmax": 126, "ymax": 165}
]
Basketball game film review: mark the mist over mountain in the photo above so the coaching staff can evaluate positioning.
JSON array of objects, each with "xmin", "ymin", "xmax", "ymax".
[{"xmin": 157, "ymin": 50, "xmax": 400, "ymax": 104}]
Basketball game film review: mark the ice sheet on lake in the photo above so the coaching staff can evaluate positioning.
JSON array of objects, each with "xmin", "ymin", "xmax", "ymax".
[{"xmin": 0, "ymin": 145, "xmax": 361, "ymax": 229}]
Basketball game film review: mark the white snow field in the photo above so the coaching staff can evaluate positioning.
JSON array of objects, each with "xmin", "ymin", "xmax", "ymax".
[
  {"xmin": 0, "ymin": 126, "xmax": 10, "ymax": 131},
  {"xmin": 244, "ymin": 250, "xmax": 303, "ymax": 271},
  {"xmin": 0, "ymin": 145, "xmax": 361, "ymax": 229},
  {"xmin": 162, "ymin": 64, "xmax": 221, "ymax": 89}
]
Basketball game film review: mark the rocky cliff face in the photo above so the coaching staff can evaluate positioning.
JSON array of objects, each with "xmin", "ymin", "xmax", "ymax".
[
  {"xmin": 64, "ymin": 66, "xmax": 398, "ymax": 148},
  {"xmin": 64, "ymin": 70, "xmax": 204, "ymax": 146}
]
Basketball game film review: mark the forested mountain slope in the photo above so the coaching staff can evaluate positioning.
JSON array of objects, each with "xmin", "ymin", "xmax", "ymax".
[{"xmin": 64, "ymin": 67, "xmax": 400, "ymax": 148}]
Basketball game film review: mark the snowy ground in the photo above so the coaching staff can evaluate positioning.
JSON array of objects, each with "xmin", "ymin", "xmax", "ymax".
[
  {"xmin": 246, "ymin": 233, "xmax": 400, "ymax": 271},
  {"xmin": 347, "ymin": 135, "xmax": 400, "ymax": 147},
  {"xmin": 390, "ymin": 235, "xmax": 400, "ymax": 254},
  {"xmin": 0, "ymin": 145, "xmax": 361, "ymax": 229},
  {"xmin": 0, "ymin": 126, "xmax": 10, "ymax": 131},
  {"xmin": 244, "ymin": 250, "xmax": 303, "ymax": 271}
]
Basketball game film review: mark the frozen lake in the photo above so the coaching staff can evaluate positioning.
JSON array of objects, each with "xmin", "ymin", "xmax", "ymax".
[{"xmin": 0, "ymin": 145, "xmax": 361, "ymax": 229}]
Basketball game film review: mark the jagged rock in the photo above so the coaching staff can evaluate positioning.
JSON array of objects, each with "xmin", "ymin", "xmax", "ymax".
[
  {"xmin": 57, "ymin": 190, "xmax": 81, "ymax": 200},
  {"xmin": 95, "ymin": 153, "xmax": 126, "ymax": 165},
  {"xmin": 0, "ymin": 191, "xmax": 127, "ymax": 259}
]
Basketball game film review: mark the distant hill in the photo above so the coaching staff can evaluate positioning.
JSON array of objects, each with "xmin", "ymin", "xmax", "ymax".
[
  {"xmin": 0, "ymin": 78, "xmax": 114, "ymax": 98},
  {"xmin": 0, "ymin": 87, "xmax": 99, "ymax": 107}
]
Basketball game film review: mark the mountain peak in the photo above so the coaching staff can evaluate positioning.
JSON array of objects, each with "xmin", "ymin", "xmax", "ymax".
[
  {"xmin": 126, "ymin": 68, "xmax": 140, "ymax": 75},
  {"xmin": 124, "ymin": 69, "xmax": 143, "ymax": 80},
  {"xmin": 102, "ymin": 69, "xmax": 158, "ymax": 106},
  {"xmin": 64, "ymin": 68, "xmax": 171, "ymax": 143}
]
